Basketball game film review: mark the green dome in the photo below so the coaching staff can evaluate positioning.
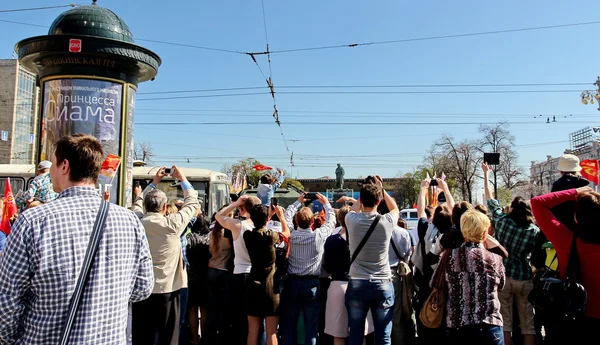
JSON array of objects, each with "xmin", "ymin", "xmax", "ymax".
[{"xmin": 48, "ymin": 3, "xmax": 134, "ymax": 43}]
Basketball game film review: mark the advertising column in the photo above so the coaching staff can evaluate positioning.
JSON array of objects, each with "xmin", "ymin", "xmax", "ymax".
[{"xmin": 40, "ymin": 78, "xmax": 124, "ymax": 203}]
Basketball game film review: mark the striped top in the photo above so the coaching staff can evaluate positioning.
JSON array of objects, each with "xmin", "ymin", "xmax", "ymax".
[{"xmin": 284, "ymin": 201, "xmax": 336, "ymax": 276}]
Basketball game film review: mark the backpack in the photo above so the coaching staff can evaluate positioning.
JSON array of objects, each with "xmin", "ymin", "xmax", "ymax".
[{"xmin": 528, "ymin": 235, "xmax": 587, "ymax": 323}]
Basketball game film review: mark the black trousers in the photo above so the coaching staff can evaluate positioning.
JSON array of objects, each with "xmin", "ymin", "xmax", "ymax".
[{"xmin": 132, "ymin": 290, "xmax": 181, "ymax": 345}]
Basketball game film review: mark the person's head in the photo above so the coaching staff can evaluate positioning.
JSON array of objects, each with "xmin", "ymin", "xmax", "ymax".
[
  {"xmin": 50, "ymin": 134, "xmax": 104, "ymax": 192},
  {"xmin": 474, "ymin": 204, "xmax": 488, "ymax": 215},
  {"xmin": 508, "ymin": 197, "xmax": 535, "ymax": 228},
  {"xmin": 397, "ymin": 218, "xmax": 408, "ymax": 229},
  {"xmin": 460, "ymin": 210, "xmax": 490, "ymax": 243},
  {"xmin": 424, "ymin": 206, "xmax": 434, "ymax": 220},
  {"xmin": 36, "ymin": 160, "xmax": 52, "ymax": 175},
  {"xmin": 432, "ymin": 205, "xmax": 452, "ymax": 232},
  {"xmin": 28, "ymin": 200, "xmax": 43, "ymax": 209},
  {"xmin": 574, "ymin": 191, "xmax": 600, "ymax": 243},
  {"xmin": 296, "ymin": 207, "xmax": 314, "ymax": 229},
  {"xmin": 452, "ymin": 201, "xmax": 473, "ymax": 231},
  {"xmin": 249, "ymin": 204, "xmax": 269, "ymax": 230},
  {"xmin": 260, "ymin": 174, "xmax": 272, "ymax": 184},
  {"xmin": 144, "ymin": 189, "xmax": 168, "ymax": 214},
  {"xmin": 239, "ymin": 196, "xmax": 261, "ymax": 217},
  {"xmin": 191, "ymin": 215, "xmax": 211, "ymax": 234},
  {"xmin": 360, "ymin": 183, "xmax": 382, "ymax": 209},
  {"xmin": 312, "ymin": 209, "xmax": 326, "ymax": 230},
  {"xmin": 557, "ymin": 154, "xmax": 582, "ymax": 175},
  {"xmin": 337, "ymin": 205, "xmax": 351, "ymax": 229}
]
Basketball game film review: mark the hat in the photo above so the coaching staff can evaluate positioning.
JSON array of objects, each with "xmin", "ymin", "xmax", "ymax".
[
  {"xmin": 557, "ymin": 154, "xmax": 582, "ymax": 172},
  {"xmin": 37, "ymin": 160, "xmax": 52, "ymax": 170}
]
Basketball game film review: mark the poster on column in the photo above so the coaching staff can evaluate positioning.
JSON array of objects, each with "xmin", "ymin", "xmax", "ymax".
[
  {"xmin": 41, "ymin": 79, "xmax": 123, "ymax": 203},
  {"xmin": 125, "ymin": 86, "xmax": 136, "ymax": 208}
]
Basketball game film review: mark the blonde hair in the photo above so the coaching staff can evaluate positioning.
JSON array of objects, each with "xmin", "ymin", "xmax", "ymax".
[
  {"xmin": 165, "ymin": 204, "xmax": 178, "ymax": 215},
  {"xmin": 460, "ymin": 210, "xmax": 490, "ymax": 243}
]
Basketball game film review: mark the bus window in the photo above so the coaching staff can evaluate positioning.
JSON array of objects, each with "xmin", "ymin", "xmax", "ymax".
[
  {"xmin": 209, "ymin": 182, "xmax": 230, "ymax": 217},
  {"xmin": 0, "ymin": 178, "xmax": 25, "ymax": 197},
  {"xmin": 155, "ymin": 181, "xmax": 207, "ymax": 203},
  {"xmin": 410, "ymin": 212, "xmax": 418, "ymax": 219}
]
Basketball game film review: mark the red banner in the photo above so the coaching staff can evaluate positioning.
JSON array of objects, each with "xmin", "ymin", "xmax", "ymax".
[
  {"xmin": 0, "ymin": 178, "xmax": 18, "ymax": 235},
  {"xmin": 580, "ymin": 159, "xmax": 599, "ymax": 185},
  {"xmin": 253, "ymin": 164, "xmax": 273, "ymax": 171}
]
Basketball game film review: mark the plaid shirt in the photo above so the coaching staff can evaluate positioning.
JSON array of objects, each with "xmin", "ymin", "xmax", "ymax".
[
  {"xmin": 15, "ymin": 173, "xmax": 59, "ymax": 209},
  {"xmin": 0, "ymin": 187, "xmax": 154, "ymax": 344},
  {"xmin": 488, "ymin": 199, "xmax": 540, "ymax": 280}
]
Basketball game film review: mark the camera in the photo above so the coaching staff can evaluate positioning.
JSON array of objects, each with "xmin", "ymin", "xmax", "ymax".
[
  {"xmin": 164, "ymin": 168, "xmax": 172, "ymax": 175},
  {"xmin": 304, "ymin": 192, "xmax": 318, "ymax": 201},
  {"xmin": 429, "ymin": 179, "xmax": 438, "ymax": 187},
  {"xmin": 271, "ymin": 197, "xmax": 278, "ymax": 207}
]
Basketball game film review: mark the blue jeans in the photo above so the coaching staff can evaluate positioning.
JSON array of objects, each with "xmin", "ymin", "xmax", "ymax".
[
  {"xmin": 0, "ymin": 231, "xmax": 6, "ymax": 252},
  {"xmin": 280, "ymin": 277, "xmax": 321, "ymax": 345},
  {"xmin": 447, "ymin": 324, "xmax": 504, "ymax": 345},
  {"xmin": 345, "ymin": 279, "xmax": 394, "ymax": 345}
]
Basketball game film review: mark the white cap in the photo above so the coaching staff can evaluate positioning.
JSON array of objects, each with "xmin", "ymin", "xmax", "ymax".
[
  {"xmin": 37, "ymin": 160, "xmax": 52, "ymax": 170},
  {"xmin": 557, "ymin": 154, "xmax": 582, "ymax": 172}
]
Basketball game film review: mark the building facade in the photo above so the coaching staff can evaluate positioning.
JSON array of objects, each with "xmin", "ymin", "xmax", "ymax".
[
  {"xmin": 530, "ymin": 155, "xmax": 561, "ymax": 195},
  {"xmin": 0, "ymin": 59, "xmax": 39, "ymax": 164}
]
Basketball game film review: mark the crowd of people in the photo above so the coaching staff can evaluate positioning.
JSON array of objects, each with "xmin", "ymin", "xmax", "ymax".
[{"xmin": 0, "ymin": 134, "xmax": 598, "ymax": 345}]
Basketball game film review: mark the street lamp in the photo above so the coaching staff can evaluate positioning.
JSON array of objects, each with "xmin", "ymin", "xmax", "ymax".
[{"xmin": 581, "ymin": 76, "xmax": 600, "ymax": 111}]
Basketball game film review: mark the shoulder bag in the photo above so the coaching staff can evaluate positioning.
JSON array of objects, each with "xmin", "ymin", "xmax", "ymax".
[
  {"xmin": 419, "ymin": 249, "xmax": 451, "ymax": 329},
  {"xmin": 58, "ymin": 199, "xmax": 110, "ymax": 345}
]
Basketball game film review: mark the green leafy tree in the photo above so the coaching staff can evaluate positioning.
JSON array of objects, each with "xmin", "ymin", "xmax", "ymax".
[{"xmin": 281, "ymin": 178, "xmax": 304, "ymax": 191}]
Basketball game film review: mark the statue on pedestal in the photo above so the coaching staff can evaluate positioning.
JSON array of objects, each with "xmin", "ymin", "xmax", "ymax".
[{"xmin": 335, "ymin": 163, "xmax": 345, "ymax": 189}]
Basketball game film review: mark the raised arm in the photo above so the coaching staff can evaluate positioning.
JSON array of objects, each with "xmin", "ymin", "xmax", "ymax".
[
  {"xmin": 417, "ymin": 178, "xmax": 429, "ymax": 219},
  {"xmin": 375, "ymin": 175, "xmax": 399, "ymax": 218},
  {"xmin": 437, "ymin": 178, "xmax": 455, "ymax": 211},
  {"xmin": 315, "ymin": 193, "xmax": 336, "ymax": 239},
  {"xmin": 273, "ymin": 170, "xmax": 285, "ymax": 189},
  {"xmin": 216, "ymin": 196, "xmax": 245, "ymax": 240},
  {"xmin": 274, "ymin": 206, "xmax": 291, "ymax": 239},
  {"xmin": 530, "ymin": 187, "xmax": 590, "ymax": 247},
  {"xmin": 482, "ymin": 162, "xmax": 494, "ymax": 201},
  {"xmin": 164, "ymin": 167, "xmax": 200, "ymax": 235}
]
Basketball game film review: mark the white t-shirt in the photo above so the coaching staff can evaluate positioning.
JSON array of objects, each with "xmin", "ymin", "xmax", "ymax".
[{"xmin": 233, "ymin": 220, "xmax": 253, "ymax": 274}]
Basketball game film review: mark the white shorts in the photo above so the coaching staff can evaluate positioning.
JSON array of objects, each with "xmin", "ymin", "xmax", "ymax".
[{"xmin": 324, "ymin": 280, "xmax": 374, "ymax": 338}]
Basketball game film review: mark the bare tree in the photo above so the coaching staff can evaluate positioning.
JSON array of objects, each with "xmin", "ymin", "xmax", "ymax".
[
  {"xmin": 478, "ymin": 123, "xmax": 522, "ymax": 195},
  {"xmin": 134, "ymin": 141, "xmax": 155, "ymax": 163},
  {"xmin": 429, "ymin": 135, "xmax": 481, "ymax": 203}
]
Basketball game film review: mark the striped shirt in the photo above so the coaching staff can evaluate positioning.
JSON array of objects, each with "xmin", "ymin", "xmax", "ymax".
[
  {"xmin": 284, "ymin": 201, "xmax": 336, "ymax": 276},
  {"xmin": 0, "ymin": 186, "xmax": 153, "ymax": 344}
]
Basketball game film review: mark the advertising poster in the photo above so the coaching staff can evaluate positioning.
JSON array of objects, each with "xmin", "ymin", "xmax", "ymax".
[
  {"xmin": 41, "ymin": 78, "xmax": 123, "ymax": 202},
  {"xmin": 125, "ymin": 86, "xmax": 136, "ymax": 208}
]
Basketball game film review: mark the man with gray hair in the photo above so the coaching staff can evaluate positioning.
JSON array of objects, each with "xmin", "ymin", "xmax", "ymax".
[{"xmin": 131, "ymin": 166, "xmax": 200, "ymax": 345}]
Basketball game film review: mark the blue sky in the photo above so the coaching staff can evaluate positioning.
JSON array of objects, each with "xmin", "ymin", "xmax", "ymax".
[{"xmin": 1, "ymin": 0, "xmax": 600, "ymax": 179}]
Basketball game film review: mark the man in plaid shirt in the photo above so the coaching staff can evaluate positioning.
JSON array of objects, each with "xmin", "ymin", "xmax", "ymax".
[
  {"xmin": 483, "ymin": 163, "xmax": 539, "ymax": 345},
  {"xmin": 0, "ymin": 134, "xmax": 154, "ymax": 344}
]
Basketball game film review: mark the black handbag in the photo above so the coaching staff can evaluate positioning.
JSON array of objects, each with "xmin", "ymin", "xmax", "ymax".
[{"xmin": 528, "ymin": 234, "xmax": 587, "ymax": 322}]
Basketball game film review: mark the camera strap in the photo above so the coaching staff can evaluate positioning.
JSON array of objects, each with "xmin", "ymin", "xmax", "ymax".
[{"xmin": 349, "ymin": 214, "xmax": 382, "ymax": 266}]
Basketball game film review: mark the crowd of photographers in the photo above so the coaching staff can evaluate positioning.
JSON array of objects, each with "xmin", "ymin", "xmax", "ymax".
[{"xmin": 0, "ymin": 135, "xmax": 598, "ymax": 345}]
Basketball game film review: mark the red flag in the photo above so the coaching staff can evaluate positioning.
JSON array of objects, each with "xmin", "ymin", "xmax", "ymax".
[
  {"xmin": 580, "ymin": 159, "xmax": 600, "ymax": 185},
  {"xmin": 253, "ymin": 164, "xmax": 273, "ymax": 171},
  {"xmin": 1, "ymin": 178, "xmax": 18, "ymax": 235}
]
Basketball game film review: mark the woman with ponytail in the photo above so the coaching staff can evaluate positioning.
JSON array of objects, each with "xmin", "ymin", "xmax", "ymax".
[
  {"xmin": 244, "ymin": 204, "xmax": 291, "ymax": 345},
  {"xmin": 203, "ymin": 206, "xmax": 234, "ymax": 345}
]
